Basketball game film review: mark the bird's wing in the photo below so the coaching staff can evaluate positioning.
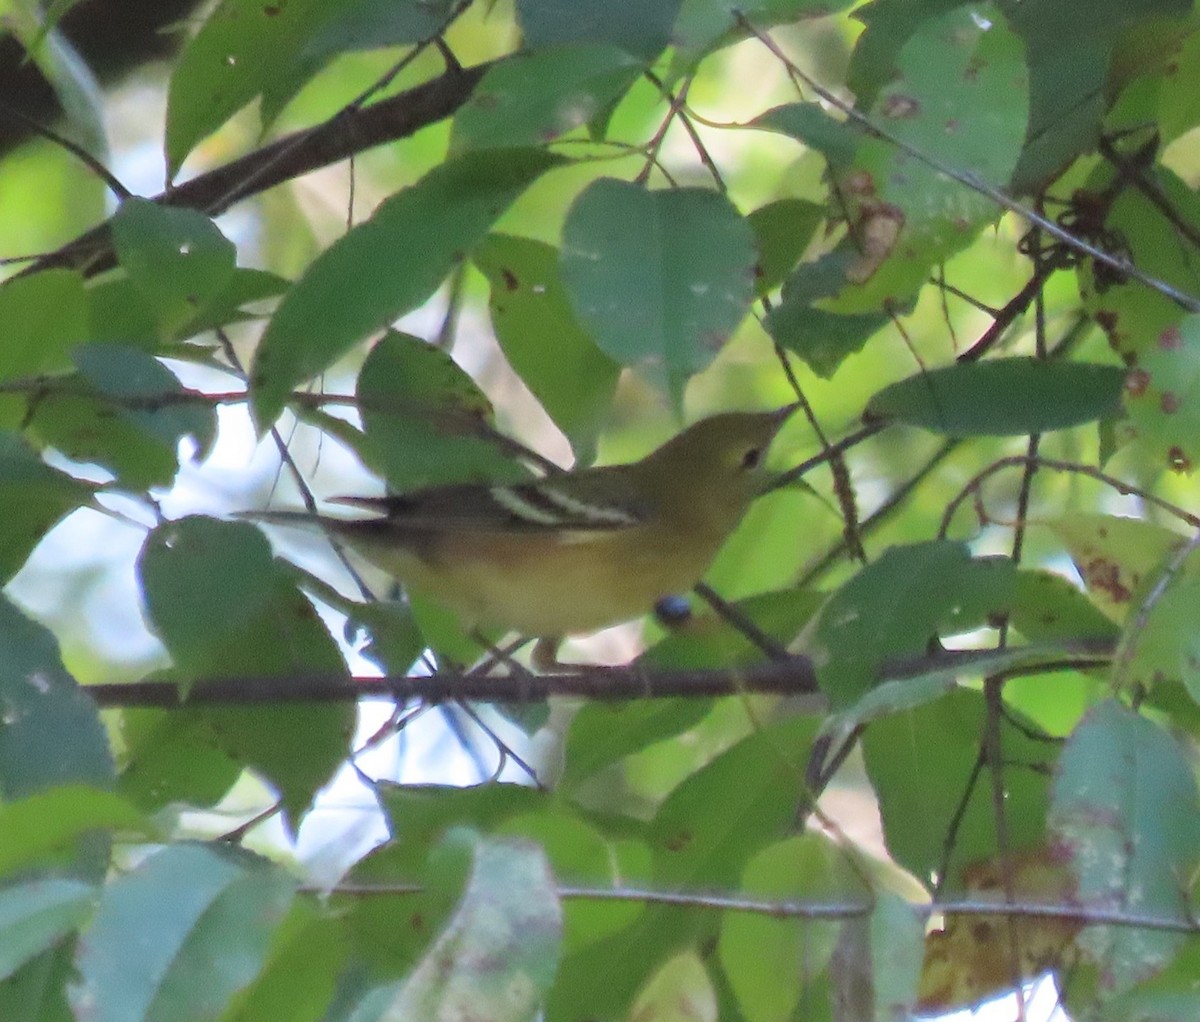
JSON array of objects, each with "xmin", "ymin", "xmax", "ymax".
[{"xmin": 332, "ymin": 468, "xmax": 653, "ymax": 534}]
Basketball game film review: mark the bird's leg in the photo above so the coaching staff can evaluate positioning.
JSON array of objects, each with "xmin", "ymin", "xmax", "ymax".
[{"xmin": 531, "ymin": 636, "xmax": 570, "ymax": 673}]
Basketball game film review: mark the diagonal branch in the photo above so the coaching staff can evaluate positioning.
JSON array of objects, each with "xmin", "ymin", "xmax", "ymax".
[{"xmin": 19, "ymin": 57, "xmax": 496, "ymax": 278}]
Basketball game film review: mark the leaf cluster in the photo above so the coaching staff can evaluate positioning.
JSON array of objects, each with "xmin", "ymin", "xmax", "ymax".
[{"xmin": 2, "ymin": 0, "xmax": 1200, "ymax": 1019}]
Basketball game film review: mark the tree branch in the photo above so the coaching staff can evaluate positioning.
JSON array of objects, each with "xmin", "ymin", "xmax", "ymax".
[
  {"xmin": 19, "ymin": 57, "xmax": 496, "ymax": 278},
  {"xmin": 83, "ymin": 642, "xmax": 1113, "ymax": 708},
  {"xmin": 326, "ymin": 878, "xmax": 1200, "ymax": 936},
  {"xmin": 85, "ymin": 656, "xmax": 823, "ymax": 707}
]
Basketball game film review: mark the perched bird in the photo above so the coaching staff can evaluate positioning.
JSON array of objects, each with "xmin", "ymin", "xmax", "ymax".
[{"xmin": 244, "ymin": 406, "xmax": 795, "ymax": 666}]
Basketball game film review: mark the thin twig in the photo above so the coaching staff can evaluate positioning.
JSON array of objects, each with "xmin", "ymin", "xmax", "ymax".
[
  {"xmin": 322, "ymin": 878, "xmax": 1200, "ymax": 937},
  {"xmin": 939, "ymin": 455, "xmax": 1200, "ymax": 538},
  {"xmin": 796, "ymin": 440, "xmax": 959, "ymax": 589},
  {"xmin": 735, "ymin": 13, "xmax": 1200, "ymax": 313},
  {"xmin": 0, "ymin": 104, "xmax": 131, "ymax": 199},
  {"xmin": 693, "ymin": 582, "xmax": 791, "ymax": 661}
]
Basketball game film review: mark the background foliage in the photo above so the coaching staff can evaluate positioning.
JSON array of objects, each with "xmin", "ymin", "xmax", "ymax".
[{"xmin": 2, "ymin": 0, "xmax": 1200, "ymax": 1019}]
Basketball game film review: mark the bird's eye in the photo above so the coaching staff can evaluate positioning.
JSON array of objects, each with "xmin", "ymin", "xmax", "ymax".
[{"xmin": 740, "ymin": 446, "xmax": 763, "ymax": 470}]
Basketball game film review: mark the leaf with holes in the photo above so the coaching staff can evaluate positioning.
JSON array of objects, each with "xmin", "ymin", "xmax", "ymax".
[{"xmin": 1048, "ymin": 700, "xmax": 1200, "ymax": 994}]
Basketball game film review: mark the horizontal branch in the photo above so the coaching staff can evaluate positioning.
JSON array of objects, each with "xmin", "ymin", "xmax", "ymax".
[
  {"xmin": 85, "ymin": 657, "xmax": 824, "ymax": 708},
  {"xmin": 325, "ymin": 878, "xmax": 1200, "ymax": 935},
  {"xmin": 84, "ymin": 642, "xmax": 1112, "ymax": 709}
]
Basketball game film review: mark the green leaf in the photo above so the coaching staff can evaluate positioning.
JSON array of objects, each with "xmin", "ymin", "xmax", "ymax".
[
  {"xmin": 165, "ymin": 0, "xmax": 459, "ymax": 174},
  {"xmin": 826, "ymin": 643, "xmax": 1097, "ymax": 840},
  {"xmin": 1114, "ymin": 539, "xmax": 1200, "ymax": 702},
  {"xmin": 250, "ymin": 148, "xmax": 561, "ymax": 427},
  {"xmin": 0, "ymin": 270, "xmax": 87, "ymax": 426},
  {"xmin": 452, "ymin": 45, "xmax": 642, "ymax": 152},
  {"xmin": 719, "ymin": 834, "xmax": 865, "ymax": 1022},
  {"xmin": 819, "ymin": 675, "xmax": 960, "ymax": 754},
  {"xmin": 206, "ymin": 703, "xmax": 357, "ymax": 829},
  {"xmin": 138, "ymin": 517, "xmax": 342, "ymax": 691},
  {"xmin": 832, "ymin": 5, "xmax": 1030, "ymax": 311},
  {"xmin": 374, "ymin": 783, "xmax": 547, "ymax": 848},
  {"xmin": 369, "ymin": 835, "xmax": 562, "ymax": 1022},
  {"xmin": 752, "ymin": 101, "xmax": 861, "ymax": 170},
  {"xmin": 339, "ymin": 816, "xmax": 486, "ymax": 981},
  {"xmin": 560, "ymin": 179, "xmax": 756, "ymax": 403},
  {"xmin": 0, "ymin": 596, "xmax": 113, "ymax": 805},
  {"xmin": 863, "ymin": 690, "xmax": 1050, "ymax": 887},
  {"xmin": 0, "ymin": 787, "xmax": 148, "ymax": 883},
  {"xmin": 1047, "ymin": 513, "xmax": 1184, "ymax": 623},
  {"xmin": 1138, "ymin": 12, "xmax": 1200, "ymax": 145},
  {"xmin": 137, "ymin": 517, "xmax": 352, "ymax": 819},
  {"xmin": 179, "ymin": 267, "xmax": 289, "ymax": 337},
  {"xmin": 219, "ymin": 900, "xmax": 345, "ymax": 1022},
  {"xmin": 0, "ymin": 880, "xmax": 95, "ymax": 983},
  {"xmin": 117, "ymin": 708, "xmax": 243, "ymax": 814},
  {"xmin": 110, "ymin": 199, "xmax": 237, "ymax": 338},
  {"xmin": 810, "ymin": 542, "xmax": 1016, "ymax": 708},
  {"xmin": 651, "ymin": 716, "xmax": 819, "ymax": 888},
  {"xmin": 866, "ymin": 358, "xmax": 1127, "ymax": 436},
  {"xmin": 474, "ymin": 234, "xmax": 620, "ymax": 464},
  {"xmin": 27, "ymin": 345, "xmax": 216, "ymax": 490},
  {"xmin": 0, "ymin": 432, "xmax": 93, "ymax": 582},
  {"xmin": 86, "ymin": 269, "xmax": 287, "ymax": 351},
  {"xmin": 672, "ymin": 0, "xmax": 849, "ymax": 71},
  {"xmin": 1004, "ymin": 0, "xmax": 1190, "ymax": 191},
  {"xmin": 330, "ymin": 595, "xmax": 426, "ymax": 676},
  {"xmin": 355, "ymin": 330, "xmax": 524, "ymax": 491},
  {"xmin": 498, "ymin": 811, "xmax": 643, "ymax": 953},
  {"xmin": 746, "ymin": 197, "xmax": 824, "ymax": 296},
  {"xmin": 515, "ymin": 0, "xmax": 680, "ymax": 60},
  {"xmin": 766, "ymin": 303, "xmax": 890, "ymax": 379},
  {"xmin": 1008, "ymin": 568, "xmax": 1121, "ymax": 645},
  {"xmin": 291, "ymin": 0, "xmax": 460, "ymax": 104},
  {"xmin": 628, "ymin": 952, "xmax": 716, "ymax": 1022},
  {"xmin": 867, "ymin": 893, "xmax": 924, "ymax": 1021},
  {"xmin": 27, "ymin": 391, "xmax": 178, "ymax": 492},
  {"xmin": 0, "ymin": 940, "xmax": 76, "ymax": 1022},
  {"xmin": 560, "ymin": 699, "xmax": 713, "ymax": 792},
  {"xmin": 827, "ymin": 891, "xmax": 924, "ymax": 1022},
  {"xmin": 1048, "ymin": 700, "xmax": 1200, "ymax": 993},
  {"xmin": 1093, "ymin": 939, "xmax": 1200, "ymax": 1021},
  {"xmin": 552, "ymin": 717, "xmax": 818, "ymax": 1020},
  {"xmin": 1121, "ymin": 315, "xmax": 1200, "ymax": 473},
  {"xmin": 165, "ymin": 0, "xmax": 303, "ymax": 171},
  {"xmin": 1080, "ymin": 167, "xmax": 1200, "ymax": 360},
  {"xmin": 73, "ymin": 344, "xmax": 214, "ymax": 456},
  {"xmin": 71, "ymin": 844, "xmax": 295, "ymax": 1022}
]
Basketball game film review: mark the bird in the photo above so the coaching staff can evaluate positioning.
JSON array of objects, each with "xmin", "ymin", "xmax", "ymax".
[{"xmin": 243, "ymin": 406, "xmax": 796, "ymax": 667}]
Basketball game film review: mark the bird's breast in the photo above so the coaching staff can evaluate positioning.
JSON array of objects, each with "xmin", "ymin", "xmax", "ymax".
[{"xmin": 344, "ymin": 524, "xmax": 723, "ymax": 638}]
